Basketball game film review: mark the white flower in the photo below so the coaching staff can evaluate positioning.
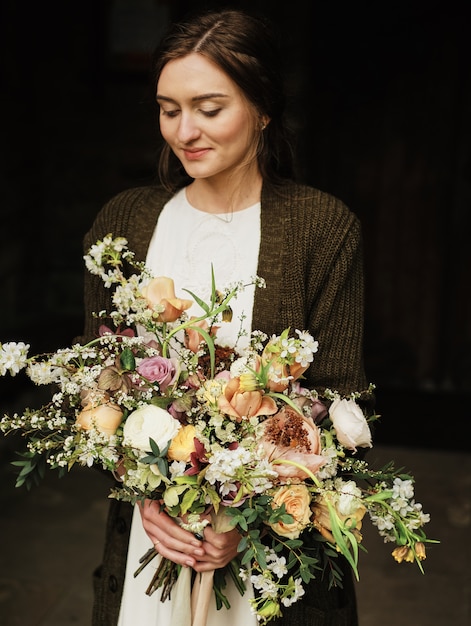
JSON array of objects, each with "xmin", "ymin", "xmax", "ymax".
[
  {"xmin": 123, "ymin": 404, "xmax": 181, "ymax": 453},
  {"xmin": 329, "ymin": 398, "xmax": 372, "ymax": 451},
  {"xmin": 27, "ymin": 361, "xmax": 62, "ymax": 385},
  {"xmin": 0, "ymin": 342, "xmax": 30, "ymax": 376},
  {"xmin": 335, "ymin": 479, "xmax": 363, "ymax": 516}
]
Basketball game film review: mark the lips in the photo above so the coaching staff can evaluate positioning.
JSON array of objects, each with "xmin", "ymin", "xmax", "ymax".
[{"xmin": 182, "ymin": 148, "xmax": 210, "ymax": 160}]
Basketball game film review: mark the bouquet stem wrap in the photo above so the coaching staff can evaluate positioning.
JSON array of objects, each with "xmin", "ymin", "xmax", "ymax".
[{"xmin": 191, "ymin": 570, "xmax": 215, "ymax": 626}]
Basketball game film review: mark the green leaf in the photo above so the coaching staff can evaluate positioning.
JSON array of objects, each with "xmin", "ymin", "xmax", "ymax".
[
  {"xmin": 120, "ymin": 347, "xmax": 136, "ymax": 371},
  {"xmin": 156, "ymin": 457, "xmax": 168, "ymax": 476},
  {"xmin": 180, "ymin": 488, "xmax": 200, "ymax": 516}
]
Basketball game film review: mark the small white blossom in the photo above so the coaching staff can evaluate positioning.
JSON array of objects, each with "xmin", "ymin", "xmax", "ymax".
[{"xmin": 0, "ymin": 342, "xmax": 30, "ymax": 376}]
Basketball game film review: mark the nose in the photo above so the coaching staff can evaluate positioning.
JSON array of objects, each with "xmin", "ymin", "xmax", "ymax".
[{"xmin": 177, "ymin": 113, "xmax": 201, "ymax": 143}]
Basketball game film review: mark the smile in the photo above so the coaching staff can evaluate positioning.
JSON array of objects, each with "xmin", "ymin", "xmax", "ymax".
[{"xmin": 182, "ymin": 148, "xmax": 210, "ymax": 160}]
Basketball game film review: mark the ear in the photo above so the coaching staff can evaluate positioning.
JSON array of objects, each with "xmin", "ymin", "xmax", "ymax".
[{"xmin": 259, "ymin": 117, "xmax": 270, "ymax": 130}]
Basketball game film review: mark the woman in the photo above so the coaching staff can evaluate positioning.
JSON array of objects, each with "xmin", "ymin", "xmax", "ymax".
[{"xmin": 79, "ymin": 8, "xmax": 368, "ymax": 626}]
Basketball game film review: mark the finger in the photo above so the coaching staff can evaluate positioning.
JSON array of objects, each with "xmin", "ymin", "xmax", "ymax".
[{"xmin": 139, "ymin": 502, "xmax": 206, "ymax": 566}]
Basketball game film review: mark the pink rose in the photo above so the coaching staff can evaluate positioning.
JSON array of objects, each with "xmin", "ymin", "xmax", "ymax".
[
  {"xmin": 261, "ymin": 406, "xmax": 326, "ymax": 479},
  {"xmin": 137, "ymin": 356, "xmax": 179, "ymax": 392}
]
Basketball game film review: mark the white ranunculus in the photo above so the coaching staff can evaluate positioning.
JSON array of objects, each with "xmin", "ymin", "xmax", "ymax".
[
  {"xmin": 123, "ymin": 404, "xmax": 181, "ymax": 453},
  {"xmin": 329, "ymin": 398, "xmax": 372, "ymax": 451}
]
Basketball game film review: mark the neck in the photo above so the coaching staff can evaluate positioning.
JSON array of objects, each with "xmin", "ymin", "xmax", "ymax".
[{"xmin": 186, "ymin": 169, "xmax": 263, "ymax": 214}]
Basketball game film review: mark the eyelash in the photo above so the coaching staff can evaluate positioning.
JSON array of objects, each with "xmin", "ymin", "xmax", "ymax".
[{"xmin": 160, "ymin": 108, "xmax": 222, "ymax": 118}]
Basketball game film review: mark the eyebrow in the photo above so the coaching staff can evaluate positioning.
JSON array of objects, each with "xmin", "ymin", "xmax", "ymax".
[{"xmin": 156, "ymin": 93, "xmax": 230, "ymax": 103}]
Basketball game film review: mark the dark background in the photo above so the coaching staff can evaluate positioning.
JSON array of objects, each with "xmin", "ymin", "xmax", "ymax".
[{"xmin": 1, "ymin": 0, "xmax": 469, "ymax": 450}]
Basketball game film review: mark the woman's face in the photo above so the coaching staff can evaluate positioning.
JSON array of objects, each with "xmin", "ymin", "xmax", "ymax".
[{"xmin": 156, "ymin": 53, "xmax": 259, "ymax": 182}]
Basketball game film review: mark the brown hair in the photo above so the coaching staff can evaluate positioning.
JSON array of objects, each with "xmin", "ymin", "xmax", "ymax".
[{"xmin": 151, "ymin": 8, "xmax": 295, "ymax": 191}]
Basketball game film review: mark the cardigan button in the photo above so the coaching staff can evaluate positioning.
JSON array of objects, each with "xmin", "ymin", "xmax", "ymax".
[{"xmin": 108, "ymin": 575, "xmax": 118, "ymax": 593}]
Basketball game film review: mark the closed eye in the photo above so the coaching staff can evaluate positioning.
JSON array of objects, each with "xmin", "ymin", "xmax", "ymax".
[
  {"xmin": 201, "ymin": 108, "xmax": 221, "ymax": 118},
  {"xmin": 160, "ymin": 109, "xmax": 179, "ymax": 118}
]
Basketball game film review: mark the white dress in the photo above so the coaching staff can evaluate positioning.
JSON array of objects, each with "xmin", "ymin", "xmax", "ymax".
[{"xmin": 118, "ymin": 188, "xmax": 261, "ymax": 626}]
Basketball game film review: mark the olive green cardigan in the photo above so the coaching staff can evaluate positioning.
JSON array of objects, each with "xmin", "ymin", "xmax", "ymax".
[{"xmin": 80, "ymin": 180, "xmax": 367, "ymax": 626}]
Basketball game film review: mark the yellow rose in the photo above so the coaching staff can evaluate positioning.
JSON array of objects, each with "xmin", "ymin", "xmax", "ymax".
[
  {"xmin": 76, "ymin": 402, "xmax": 123, "ymax": 437},
  {"xmin": 167, "ymin": 424, "xmax": 197, "ymax": 462},
  {"xmin": 268, "ymin": 483, "xmax": 311, "ymax": 539}
]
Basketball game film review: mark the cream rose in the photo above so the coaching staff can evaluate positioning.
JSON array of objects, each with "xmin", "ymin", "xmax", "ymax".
[
  {"xmin": 123, "ymin": 404, "xmax": 181, "ymax": 452},
  {"xmin": 76, "ymin": 402, "xmax": 123, "ymax": 437},
  {"xmin": 329, "ymin": 398, "xmax": 372, "ymax": 451},
  {"xmin": 167, "ymin": 424, "xmax": 197, "ymax": 462},
  {"xmin": 268, "ymin": 483, "xmax": 312, "ymax": 539}
]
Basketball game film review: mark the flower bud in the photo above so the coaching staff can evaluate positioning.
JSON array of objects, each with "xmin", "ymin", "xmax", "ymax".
[
  {"xmin": 392, "ymin": 545, "xmax": 414, "ymax": 564},
  {"xmin": 239, "ymin": 371, "xmax": 262, "ymax": 392},
  {"xmin": 415, "ymin": 542, "xmax": 427, "ymax": 561},
  {"xmin": 257, "ymin": 600, "xmax": 281, "ymax": 620}
]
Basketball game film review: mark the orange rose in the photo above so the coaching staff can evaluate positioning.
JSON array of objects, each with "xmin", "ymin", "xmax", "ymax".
[
  {"xmin": 141, "ymin": 277, "xmax": 193, "ymax": 323},
  {"xmin": 76, "ymin": 402, "xmax": 123, "ymax": 437},
  {"xmin": 217, "ymin": 376, "xmax": 278, "ymax": 422},
  {"xmin": 268, "ymin": 483, "xmax": 312, "ymax": 539}
]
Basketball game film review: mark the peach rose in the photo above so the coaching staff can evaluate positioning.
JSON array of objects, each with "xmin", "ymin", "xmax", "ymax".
[
  {"xmin": 141, "ymin": 276, "xmax": 193, "ymax": 323},
  {"xmin": 261, "ymin": 406, "xmax": 326, "ymax": 479},
  {"xmin": 76, "ymin": 401, "xmax": 123, "ymax": 437},
  {"xmin": 217, "ymin": 376, "xmax": 278, "ymax": 422},
  {"xmin": 167, "ymin": 424, "xmax": 197, "ymax": 462},
  {"xmin": 268, "ymin": 483, "xmax": 312, "ymax": 539}
]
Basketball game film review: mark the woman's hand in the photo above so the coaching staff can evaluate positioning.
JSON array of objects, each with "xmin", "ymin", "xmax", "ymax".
[
  {"xmin": 138, "ymin": 500, "xmax": 241, "ymax": 571},
  {"xmin": 138, "ymin": 499, "xmax": 205, "ymax": 568},
  {"xmin": 192, "ymin": 525, "xmax": 241, "ymax": 572}
]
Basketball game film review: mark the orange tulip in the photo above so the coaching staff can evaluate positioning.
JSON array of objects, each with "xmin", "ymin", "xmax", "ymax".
[
  {"xmin": 218, "ymin": 376, "xmax": 278, "ymax": 422},
  {"xmin": 184, "ymin": 318, "xmax": 219, "ymax": 353},
  {"xmin": 141, "ymin": 277, "xmax": 193, "ymax": 323}
]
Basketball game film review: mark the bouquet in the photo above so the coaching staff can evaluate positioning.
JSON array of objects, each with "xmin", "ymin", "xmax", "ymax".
[{"xmin": 0, "ymin": 234, "xmax": 437, "ymax": 625}]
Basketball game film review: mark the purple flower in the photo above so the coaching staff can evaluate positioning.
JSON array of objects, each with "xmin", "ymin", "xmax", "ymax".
[{"xmin": 137, "ymin": 356, "xmax": 179, "ymax": 392}]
